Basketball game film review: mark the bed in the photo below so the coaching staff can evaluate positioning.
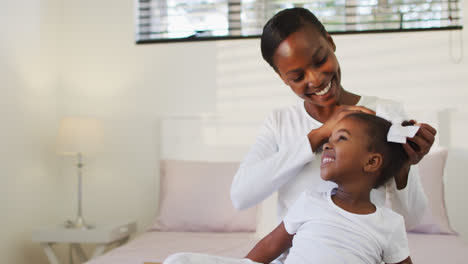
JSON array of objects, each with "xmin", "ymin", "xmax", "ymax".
[
  {"xmin": 87, "ymin": 112, "xmax": 468, "ymax": 264},
  {"xmin": 85, "ymin": 232, "xmax": 468, "ymax": 264}
]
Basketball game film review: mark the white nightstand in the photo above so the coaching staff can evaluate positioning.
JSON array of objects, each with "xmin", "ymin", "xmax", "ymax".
[{"xmin": 32, "ymin": 221, "xmax": 137, "ymax": 264}]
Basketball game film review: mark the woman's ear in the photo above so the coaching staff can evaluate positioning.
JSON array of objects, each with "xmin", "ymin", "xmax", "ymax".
[
  {"xmin": 271, "ymin": 56, "xmax": 289, "ymax": 86},
  {"xmin": 276, "ymin": 72, "xmax": 290, "ymax": 86},
  {"xmin": 363, "ymin": 153, "xmax": 382, "ymax": 173},
  {"xmin": 326, "ymin": 33, "xmax": 336, "ymax": 52}
]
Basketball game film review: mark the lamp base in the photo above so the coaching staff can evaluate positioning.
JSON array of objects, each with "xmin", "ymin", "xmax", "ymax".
[{"xmin": 65, "ymin": 217, "xmax": 94, "ymax": 230}]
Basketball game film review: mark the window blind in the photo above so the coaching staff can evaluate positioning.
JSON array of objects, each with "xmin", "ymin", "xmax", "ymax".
[{"xmin": 136, "ymin": 0, "xmax": 463, "ymax": 44}]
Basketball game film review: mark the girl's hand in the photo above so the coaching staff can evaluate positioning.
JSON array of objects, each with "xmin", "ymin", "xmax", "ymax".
[{"xmin": 403, "ymin": 122, "xmax": 437, "ymax": 165}]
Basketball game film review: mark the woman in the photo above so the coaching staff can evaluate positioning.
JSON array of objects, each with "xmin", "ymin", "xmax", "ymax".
[
  {"xmin": 163, "ymin": 7, "xmax": 436, "ymax": 264},
  {"xmin": 230, "ymin": 8, "xmax": 436, "ymax": 231}
]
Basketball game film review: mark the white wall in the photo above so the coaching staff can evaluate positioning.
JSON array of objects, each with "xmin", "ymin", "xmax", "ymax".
[
  {"xmin": 58, "ymin": 0, "xmax": 218, "ymax": 234},
  {"xmin": 0, "ymin": 0, "xmax": 61, "ymax": 263},
  {"xmin": 2, "ymin": 0, "xmax": 467, "ymax": 263}
]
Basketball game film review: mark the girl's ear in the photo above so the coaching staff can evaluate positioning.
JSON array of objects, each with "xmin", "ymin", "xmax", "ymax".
[{"xmin": 363, "ymin": 153, "xmax": 382, "ymax": 173}]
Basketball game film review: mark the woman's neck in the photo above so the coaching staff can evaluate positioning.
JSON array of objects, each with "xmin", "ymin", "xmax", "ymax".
[{"xmin": 331, "ymin": 185, "xmax": 376, "ymax": 215}]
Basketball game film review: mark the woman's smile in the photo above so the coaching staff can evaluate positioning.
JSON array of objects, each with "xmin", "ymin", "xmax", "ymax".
[
  {"xmin": 306, "ymin": 76, "xmax": 336, "ymax": 100},
  {"xmin": 314, "ymin": 81, "xmax": 332, "ymax": 96}
]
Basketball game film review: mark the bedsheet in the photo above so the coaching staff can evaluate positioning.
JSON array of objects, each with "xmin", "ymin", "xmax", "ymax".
[
  {"xmin": 408, "ymin": 233, "xmax": 468, "ymax": 263},
  {"xmin": 86, "ymin": 231, "xmax": 467, "ymax": 264},
  {"xmin": 86, "ymin": 231, "xmax": 259, "ymax": 264}
]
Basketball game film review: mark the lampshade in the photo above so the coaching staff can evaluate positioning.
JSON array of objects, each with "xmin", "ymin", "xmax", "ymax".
[{"xmin": 56, "ymin": 117, "xmax": 104, "ymax": 155}]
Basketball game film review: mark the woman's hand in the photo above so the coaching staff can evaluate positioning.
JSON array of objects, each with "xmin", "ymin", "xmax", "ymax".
[
  {"xmin": 320, "ymin": 105, "xmax": 375, "ymax": 136},
  {"xmin": 403, "ymin": 122, "xmax": 437, "ymax": 165},
  {"xmin": 395, "ymin": 122, "xmax": 437, "ymax": 189},
  {"xmin": 308, "ymin": 105, "xmax": 375, "ymax": 152}
]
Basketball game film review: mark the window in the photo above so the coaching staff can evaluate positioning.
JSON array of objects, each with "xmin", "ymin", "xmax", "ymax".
[{"xmin": 136, "ymin": 0, "xmax": 463, "ymax": 44}]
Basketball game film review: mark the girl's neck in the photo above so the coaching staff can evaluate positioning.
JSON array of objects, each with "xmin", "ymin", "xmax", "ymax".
[{"xmin": 331, "ymin": 185, "xmax": 376, "ymax": 215}]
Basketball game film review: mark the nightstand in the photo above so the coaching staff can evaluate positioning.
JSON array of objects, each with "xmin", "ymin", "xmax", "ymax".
[{"xmin": 32, "ymin": 221, "xmax": 137, "ymax": 264}]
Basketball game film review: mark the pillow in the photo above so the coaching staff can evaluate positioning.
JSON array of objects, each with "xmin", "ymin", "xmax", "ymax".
[
  {"xmin": 150, "ymin": 160, "xmax": 257, "ymax": 232},
  {"xmin": 408, "ymin": 147, "xmax": 457, "ymax": 234}
]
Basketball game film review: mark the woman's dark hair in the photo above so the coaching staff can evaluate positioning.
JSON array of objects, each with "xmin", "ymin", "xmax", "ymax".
[
  {"xmin": 345, "ymin": 113, "xmax": 414, "ymax": 189},
  {"xmin": 261, "ymin": 8, "xmax": 328, "ymax": 71}
]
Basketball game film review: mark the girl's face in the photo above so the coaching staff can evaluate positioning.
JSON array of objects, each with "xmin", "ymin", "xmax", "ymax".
[
  {"xmin": 320, "ymin": 118, "xmax": 372, "ymax": 184},
  {"xmin": 272, "ymin": 24, "xmax": 343, "ymax": 108}
]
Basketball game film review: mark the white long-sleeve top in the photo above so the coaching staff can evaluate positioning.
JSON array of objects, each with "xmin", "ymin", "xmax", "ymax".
[{"xmin": 231, "ymin": 95, "xmax": 429, "ymax": 229}]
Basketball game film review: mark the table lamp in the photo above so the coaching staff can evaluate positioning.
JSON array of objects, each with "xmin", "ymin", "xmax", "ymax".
[{"xmin": 56, "ymin": 117, "xmax": 104, "ymax": 229}]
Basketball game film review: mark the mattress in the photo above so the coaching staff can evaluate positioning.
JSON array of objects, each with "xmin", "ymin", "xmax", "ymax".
[{"xmin": 86, "ymin": 231, "xmax": 468, "ymax": 264}]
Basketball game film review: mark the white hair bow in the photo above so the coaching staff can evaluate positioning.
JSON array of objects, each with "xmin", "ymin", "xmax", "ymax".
[{"xmin": 375, "ymin": 104, "xmax": 419, "ymax": 144}]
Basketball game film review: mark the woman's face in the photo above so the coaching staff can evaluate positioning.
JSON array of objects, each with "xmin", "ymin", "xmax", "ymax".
[{"xmin": 272, "ymin": 24, "xmax": 342, "ymax": 108}]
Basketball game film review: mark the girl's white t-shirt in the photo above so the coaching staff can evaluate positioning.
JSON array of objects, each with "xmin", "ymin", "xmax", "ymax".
[
  {"xmin": 283, "ymin": 188, "xmax": 410, "ymax": 264},
  {"xmin": 231, "ymin": 96, "xmax": 428, "ymax": 229}
]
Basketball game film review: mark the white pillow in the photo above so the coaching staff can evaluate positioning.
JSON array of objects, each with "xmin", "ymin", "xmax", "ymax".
[
  {"xmin": 150, "ymin": 160, "xmax": 257, "ymax": 232},
  {"xmin": 408, "ymin": 148, "xmax": 456, "ymax": 234}
]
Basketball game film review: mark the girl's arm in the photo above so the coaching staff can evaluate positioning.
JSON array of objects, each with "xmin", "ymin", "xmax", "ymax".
[
  {"xmin": 388, "ymin": 256, "xmax": 413, "ymax": 264},
  {"xmin": 245, "ymin": 222, "xmax": 294, "ymax": 264}
]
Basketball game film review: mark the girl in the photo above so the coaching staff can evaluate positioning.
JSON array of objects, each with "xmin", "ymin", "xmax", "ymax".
[{"xmin": 245, "ymin": 113, "xmax": 414, "ymax": 264}]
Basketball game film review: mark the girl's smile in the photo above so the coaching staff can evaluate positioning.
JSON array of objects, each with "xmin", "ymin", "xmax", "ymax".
[{"xmin": 320, "ymin": 151, "xmax": 335, "ymax": 168}]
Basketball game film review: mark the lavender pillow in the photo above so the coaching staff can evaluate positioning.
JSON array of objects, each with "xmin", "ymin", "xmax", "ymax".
[
  {"xmin": 150, "ymin": 160, "xmax": 257, "ymax": 232},
  {"xmin": 408, "ymin": 148, "xmax": 456, "ymax": 234}
]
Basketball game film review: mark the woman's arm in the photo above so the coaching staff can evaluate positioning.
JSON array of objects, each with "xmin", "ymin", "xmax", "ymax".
[
  {"xmin": 395, "ymin": 123, "xmax": 437, "ymax": 189},
  {"xmin": 231, "ymin": 105, "xmax": 374, "ymax": 210},
  {"xmin": 231, "ymin": 111, "xmax": 317, "ymax": 210},
  {"xmin": 388, "ymin": 256, "xmax": 413, "ymax": 264},
  {"xmin": 390, "ymin": 123, "xmax": 436, "ymax": 228},
  {"xmin": 376, "ymin": 100, "xmax": 433, "ymax": 228},
  {"xmin": 245, "ymin": 222, "xmax": 294, "ymax": 264},
  {"xmin": 391, "ymin": 165, "xmax": 430, "ymax": 229}
]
